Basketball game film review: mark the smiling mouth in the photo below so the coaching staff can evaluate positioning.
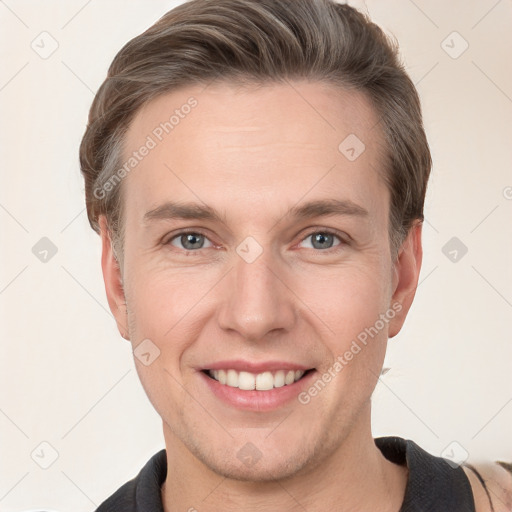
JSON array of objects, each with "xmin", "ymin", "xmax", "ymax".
[{"xmin": 203, "ymin": 368, "xmax": 314, "ymax": 391}]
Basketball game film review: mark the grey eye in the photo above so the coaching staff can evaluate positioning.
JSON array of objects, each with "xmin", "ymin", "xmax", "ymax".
[
  {"xmin": 170, "ymin": 232, "xmax": 213, "ymax": 250},
  {"xmin": 299, "ymin": 232, "xmax": 341, "ymax": 250}
]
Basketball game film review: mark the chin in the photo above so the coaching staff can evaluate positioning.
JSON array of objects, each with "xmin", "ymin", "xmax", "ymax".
[
  {"xmin": 177, "ymin": 428, "xmax": 313, "ymax": 483},
  {"xmin": 200, "ymin": 450, "xmax": 311, "ymax": 483}
]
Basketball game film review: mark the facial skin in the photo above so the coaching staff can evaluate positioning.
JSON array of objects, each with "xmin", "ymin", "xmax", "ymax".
[{"xmin": 100, "ymin": 81, "xmax": 422, "ymax": 511}]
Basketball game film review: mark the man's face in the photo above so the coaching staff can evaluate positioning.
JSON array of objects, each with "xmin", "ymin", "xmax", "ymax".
[{"xmin": 101, "ymin": 81, "xmax": 420, "ymax": 480}]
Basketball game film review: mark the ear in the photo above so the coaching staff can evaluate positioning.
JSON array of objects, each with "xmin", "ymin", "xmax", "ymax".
[
  {"xmin": 388, "ymin": 221, "xmax": 423, "ymax": 338},
  {"xmin": 99, "ymin": 215, "xmax": 129, "ymax": 340}
]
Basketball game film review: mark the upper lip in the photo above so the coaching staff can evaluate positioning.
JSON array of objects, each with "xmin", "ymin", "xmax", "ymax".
[{"xmin": 201, "ymin": 360, "xmax": 314, "ymax": 373}]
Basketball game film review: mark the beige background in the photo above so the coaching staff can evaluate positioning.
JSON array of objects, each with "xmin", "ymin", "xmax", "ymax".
[{"xmin": 0, "ymin": 0, "xmax": 511, "ymax": 510}]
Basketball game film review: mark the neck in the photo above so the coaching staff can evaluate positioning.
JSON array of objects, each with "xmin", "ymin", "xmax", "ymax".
[{"xmin": 161, "ymin": 412, "xmax": 408, "ymax": 512}]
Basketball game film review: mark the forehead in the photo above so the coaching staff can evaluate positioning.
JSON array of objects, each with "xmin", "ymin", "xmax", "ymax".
[
  {"xmin": 121, "ymin": 80, "xmax": 388, "ymax": 224},
  {"xmin": 125, "ymin": 80, "xmax": 382, "ymax": 153}
]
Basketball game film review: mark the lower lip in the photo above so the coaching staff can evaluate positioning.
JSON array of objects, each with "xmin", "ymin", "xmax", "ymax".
[{"xmin": 199, "ymin": 370, "xmax": 317, "ymax": 411}]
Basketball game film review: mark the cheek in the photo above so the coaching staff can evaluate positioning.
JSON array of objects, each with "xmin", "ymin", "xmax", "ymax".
[
  {"xmin": 123, "ymin": 268, "xmax": 206, "ymax": 415},
  {"xmin": 296, "ymin": 262, "xmax": 392, "ymax": 341},
  {"xmin": 304, "ymin": 270, "xmax": 391, "ymax": 398},
  {"xmin": 296, "ymin": 261, "xmax": 392, "ymax": 400},
  {"xmin": 124, "ymin": 262, "xmax": 225, "ymax": 376},
  {"xmin": 126, "ymin": 262, "xmax": 207, "ymax": 335}
]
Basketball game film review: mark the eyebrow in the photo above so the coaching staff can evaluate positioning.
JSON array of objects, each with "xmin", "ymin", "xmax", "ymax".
[{"xmin": 142, "ymin": 198, "xmax": 368, "ymax": 226}]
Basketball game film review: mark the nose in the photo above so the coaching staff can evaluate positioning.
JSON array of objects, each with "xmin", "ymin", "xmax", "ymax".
[{"xmin": 216, "ymin": 247, "xmax": 297, "ymax": 342}]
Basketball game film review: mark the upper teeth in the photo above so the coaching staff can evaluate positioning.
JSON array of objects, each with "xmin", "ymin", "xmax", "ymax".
[{"xmin": 208, "ymin": 369, "xmax": 305, "ymax": 390}]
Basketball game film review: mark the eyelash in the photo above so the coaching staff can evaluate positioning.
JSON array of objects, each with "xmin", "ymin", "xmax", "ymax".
[{"xmin": 164, "ymin": 228, "xmax": 348, "ymax": 253}]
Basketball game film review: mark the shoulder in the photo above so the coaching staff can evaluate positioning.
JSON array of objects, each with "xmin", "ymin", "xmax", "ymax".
[{"xmin": 462, "ymin": 461, "xmax": 512, "ymax": 512}]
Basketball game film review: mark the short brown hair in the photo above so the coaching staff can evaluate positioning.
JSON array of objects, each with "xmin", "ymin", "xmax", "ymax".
[{"xmin": 79, "ymin": 0, "xmax": 431, "ymax": 262}]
